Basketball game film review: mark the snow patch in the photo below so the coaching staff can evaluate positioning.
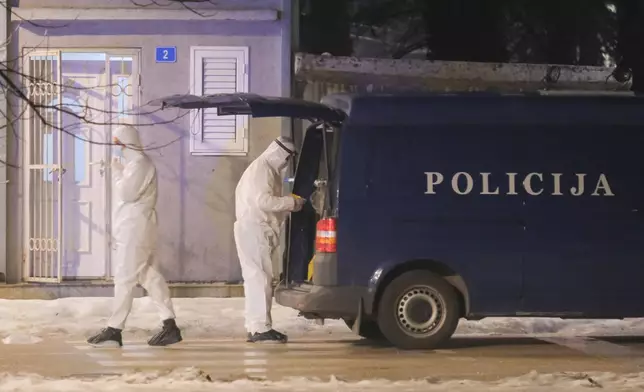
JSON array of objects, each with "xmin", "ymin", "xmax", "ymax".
[
  {"xmin": 0, "ymin": 368, "xmax": 643, "ymax": 391},
  {"xmin": 0, "ymin": 297, "xmax": 348, "ymax": 341},
  {"xmin": 1, "ymin": 334, "xmax": 43, "ymax": 345},
  {"xmin": 0, "ymin": 297, "xmax": 643, "ymax": 341}
]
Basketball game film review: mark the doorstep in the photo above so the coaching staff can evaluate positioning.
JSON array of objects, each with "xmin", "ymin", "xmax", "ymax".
[{"xmin": 0, "ymin": 282, "xmax": 244, "ymax": 300}]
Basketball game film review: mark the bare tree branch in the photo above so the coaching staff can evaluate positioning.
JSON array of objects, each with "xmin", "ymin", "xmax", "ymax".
[
  {"xmin": 0, "ymin": 3, "xmax": 202, "ymax": 169},
  {"xmin": 129, "ymin": 0, "xmax": 236, "ymax": 18},
  {"xmin": 0, "ymin": 0, "xmax": 269, "ymax": 169}
]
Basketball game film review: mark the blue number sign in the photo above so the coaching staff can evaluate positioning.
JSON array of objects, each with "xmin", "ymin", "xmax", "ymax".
[{"xmin": 155, "ymin": 47, "xmax": 177, "ymax": 63}]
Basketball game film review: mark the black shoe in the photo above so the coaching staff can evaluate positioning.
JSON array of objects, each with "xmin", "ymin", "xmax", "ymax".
[
  {"xmin": 87, "ymin": 327, "xmax": 123, "ymax": 348},
  {"xmin": 147, "ymin": 318, "xmax": 183, "ymax": 346},
  {"xmin": 246, "ymin": 329, "xmax": 288, "ymax": 343}
]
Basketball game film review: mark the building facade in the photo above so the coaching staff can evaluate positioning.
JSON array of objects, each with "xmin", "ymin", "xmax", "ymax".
[{"xmin": 2, "ymin": 0, "xmax": 295, "ymax": 289}]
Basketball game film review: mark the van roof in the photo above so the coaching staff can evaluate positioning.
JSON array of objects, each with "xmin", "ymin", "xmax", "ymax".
[{"xmin": 320, "ymin": 91, "xmax": 644, "ymax": 127}]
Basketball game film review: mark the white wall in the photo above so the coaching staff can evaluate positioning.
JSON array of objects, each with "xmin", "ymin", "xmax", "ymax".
[{"xmin": 6, "ymin": 0, "xmax": 293, "ymax": 283}]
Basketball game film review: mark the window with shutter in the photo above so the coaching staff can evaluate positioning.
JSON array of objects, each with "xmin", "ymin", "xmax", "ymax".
[{"xmin": 189, "ymin": 46, "xmax": 249, "ymax": 156}]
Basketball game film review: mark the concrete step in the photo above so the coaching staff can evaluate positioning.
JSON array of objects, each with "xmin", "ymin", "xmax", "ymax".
[{"xmin": 0, "ymin": 282, "xmax": 244, "ymax": 299}]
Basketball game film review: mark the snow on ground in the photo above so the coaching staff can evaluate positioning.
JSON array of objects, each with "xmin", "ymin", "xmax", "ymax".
[
  {"xmin": 1, "ymin": 297, "xmax": 644, "ymax": 343},
  {"xmin": 0, "ymin": 297, "xmax": 345, "ymax": 342},
  {"xmin": 2, "ymin": 298, "xmax": 644, "ymax": 390},
  {"xmin": 1, "ymin": 335, "xmax": 42, "ymax": 345},
  {"xmin": 1, "ymin": 368, "xmax": 644, "ymax": 392}
]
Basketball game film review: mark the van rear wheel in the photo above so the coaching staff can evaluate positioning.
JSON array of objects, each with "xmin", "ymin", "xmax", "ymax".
[
  {"xmin": 343, "ymin": 318, "xmax": 385, "ymax": 341},
  {"xmin": 377, "ymin": 270, "xmax": 460, "ymax": 350}
]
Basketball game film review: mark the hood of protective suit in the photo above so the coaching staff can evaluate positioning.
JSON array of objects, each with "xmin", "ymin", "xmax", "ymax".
[
  {"xmin": 114, "ymin": 124, "xmax": 144, "ymax": 161},
  {"xmin": 234, "ymin": 136, "xmax": 298, "ymax": 230},
  {"xmin": 259, "ymin": 136, "xmax": 296, "ymax": 173},
  {"xmin": 112, "ymin": 123, "xmax": 157, "ymax": 245}
]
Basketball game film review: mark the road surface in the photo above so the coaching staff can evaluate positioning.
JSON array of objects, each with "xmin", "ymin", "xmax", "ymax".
[{"xmin": 2, "ymin": 333, "xmax": 644, "ymax": 381}]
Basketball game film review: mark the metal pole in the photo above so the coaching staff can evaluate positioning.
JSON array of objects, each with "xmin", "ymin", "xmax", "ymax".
[
  {"xmin": 56, "ymin": 51, "xmax": 62, "ymax": 283},
  {"xmin": 0, "ymin": 1, "xmax": 9, "ymax": 282}
]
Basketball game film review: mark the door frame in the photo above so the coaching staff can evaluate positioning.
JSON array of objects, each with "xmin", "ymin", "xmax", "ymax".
[{"xmin": 21, "ymin": 48, "xmax": 141, "ymax": 282}]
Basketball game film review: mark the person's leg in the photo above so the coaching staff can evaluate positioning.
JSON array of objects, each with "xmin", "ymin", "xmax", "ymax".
[
  {"xmin": 139, "ymin": 256, "xmax": 175, "ymax": 321},
  {"xmin": 235, "ymin": 223, "xmax": 286, "ymax": 343},
  {"xmin": 87, "ymin": 245, "xmax": 142, "ymax": 347},
  {"xmin": 263, "ymin": 231, "xmax": 280, "ymax": 329},
  {"xmin": 256, "ymin": 231, "xmax": 287, "ymax": 343},
  {"xmin": 108, "ymin": 245, "xmax": 148, "ymax": 329},
  {"xmin": 264, "ymin": 270, "xmax": 273, "ymax": 331},
  {"xmin": 234, "ymin": 223, "xmax": 274, "ymax": 333},
  {"xmin": 138, "ymin": 255, "xmax": 182, "ymax": 346}
]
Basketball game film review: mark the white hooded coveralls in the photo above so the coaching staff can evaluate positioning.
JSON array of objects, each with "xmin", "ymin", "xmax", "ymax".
[
  {"xmin": 234, "ymin": 137, "xmax": 297, "ymax": 334},
  {"xmin": 108, "ymin": 125, "xmax": 175, "ymax": 330}
]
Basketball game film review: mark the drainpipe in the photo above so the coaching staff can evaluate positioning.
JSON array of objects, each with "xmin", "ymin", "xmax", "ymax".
[{"xmin": 0, "ymin": 1, "xmax": 7, "ymax": 282}]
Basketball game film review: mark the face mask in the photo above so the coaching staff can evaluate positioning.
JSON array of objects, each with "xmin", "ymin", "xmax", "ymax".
[{"xmin": 113, "ymin": 146, "xmax": 124, "ymax": 158}]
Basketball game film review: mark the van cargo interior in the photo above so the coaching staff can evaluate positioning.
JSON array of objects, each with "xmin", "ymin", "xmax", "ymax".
[{"xmin": 283, "ymin": 123, "xmax": 335, "ymax": 285}]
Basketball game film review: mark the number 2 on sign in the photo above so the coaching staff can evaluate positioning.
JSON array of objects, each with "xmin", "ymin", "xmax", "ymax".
[{"xmin": 162, "ymin": 50, "xmax": 169, "ymax": 60}]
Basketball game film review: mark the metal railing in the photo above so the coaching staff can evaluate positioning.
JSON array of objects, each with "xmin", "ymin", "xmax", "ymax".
[{"xmin": 24, "ymin": 51, "xmax": 63, "ymax": 283}]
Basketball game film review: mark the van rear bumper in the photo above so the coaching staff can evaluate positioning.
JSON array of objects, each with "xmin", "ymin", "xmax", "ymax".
[{"xmin": 275, "ymin": 283, "xmax": 366, "ymax": 319}]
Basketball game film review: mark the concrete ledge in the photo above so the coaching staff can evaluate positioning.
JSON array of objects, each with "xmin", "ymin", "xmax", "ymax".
[
  {"xmin": 294, "ymin": 52, "xmax": 631, "ymax": 92},
  {"xmin": 168, "ymin": 283, "xmax": 245, "ymax": 298},
  {"xmin": 12, "ymin": 8, "xmax": 279, "ymax": 22},
  {"xmin": 0, "ymin": 282, "xmax": 244, "ymax": 300}
]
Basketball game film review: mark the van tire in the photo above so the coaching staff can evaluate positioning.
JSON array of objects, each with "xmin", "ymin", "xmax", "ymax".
[
  {"xmin": 377, "ymin": 270, "xmax": 460, "ymax": 350},
  {"xmin": 343, "ymin": 318, "xmax": 385, "ymax": 341}
]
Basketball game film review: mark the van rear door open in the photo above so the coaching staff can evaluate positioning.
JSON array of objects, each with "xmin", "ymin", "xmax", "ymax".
[
  {"xmin": 287, "ymin": 124, "xmax": 327, "ymax": 283},
  {"xmin": 149, "ymin": 93, "xmax": 346, "ymax": 285},
  {"xmin": 149, "ymin": 93, "xmax": 345, "ymax": 123}
]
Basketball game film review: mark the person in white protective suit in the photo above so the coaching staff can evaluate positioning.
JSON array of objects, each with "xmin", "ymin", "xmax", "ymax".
[
  {"xmin": 234, "ymin": 136, "xmax": 305, "ymax": 343},
  {"xmin": 87, "ymin": 124, "xmax": 182, "ymax": 348}
]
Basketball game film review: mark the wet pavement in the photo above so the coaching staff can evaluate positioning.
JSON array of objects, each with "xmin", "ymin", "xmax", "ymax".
[{"xmin": 2, "ymin": 334, "xmax": 644, "ymax": 381}]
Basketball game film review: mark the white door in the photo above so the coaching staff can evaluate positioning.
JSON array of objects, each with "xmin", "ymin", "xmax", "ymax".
[
  {"xmin": 60, "ymin": 74, "xmax": 108, "ymax": 278},
  {"xmin": 24, "ymin": 50, "xmax": 139, "ymax": 281}
]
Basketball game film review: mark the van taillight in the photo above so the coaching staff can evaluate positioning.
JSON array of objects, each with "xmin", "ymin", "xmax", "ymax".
[{"xmin": 315, "ymin": 218, "xmax": 337, "ymax": 253}]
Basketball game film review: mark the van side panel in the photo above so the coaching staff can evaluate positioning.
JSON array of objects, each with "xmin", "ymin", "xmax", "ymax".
[
  {"xmin": 336, "ymin": 116, "xmax": 644, "ymax": 317},
  {"xmin": 519, "ymin": 124, "xmax": 644, "ymax": 317},
  {"xmin": 337, "ymin": 124, "xmax": 526, "ymax": 315},
  {"xmin": 334, "ymin": 124, "xmax": 372, "ymax": 286}
]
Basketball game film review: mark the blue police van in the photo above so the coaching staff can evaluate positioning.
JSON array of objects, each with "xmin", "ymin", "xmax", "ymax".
[{"xmin": 153, "ymin": 91, "xmax": 644, "ymax": 350}]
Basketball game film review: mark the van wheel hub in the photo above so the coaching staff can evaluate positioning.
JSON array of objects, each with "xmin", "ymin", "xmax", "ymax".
[{"xmin": 396, "ymin": 286, "xmax": 446, "ymax": 336}]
